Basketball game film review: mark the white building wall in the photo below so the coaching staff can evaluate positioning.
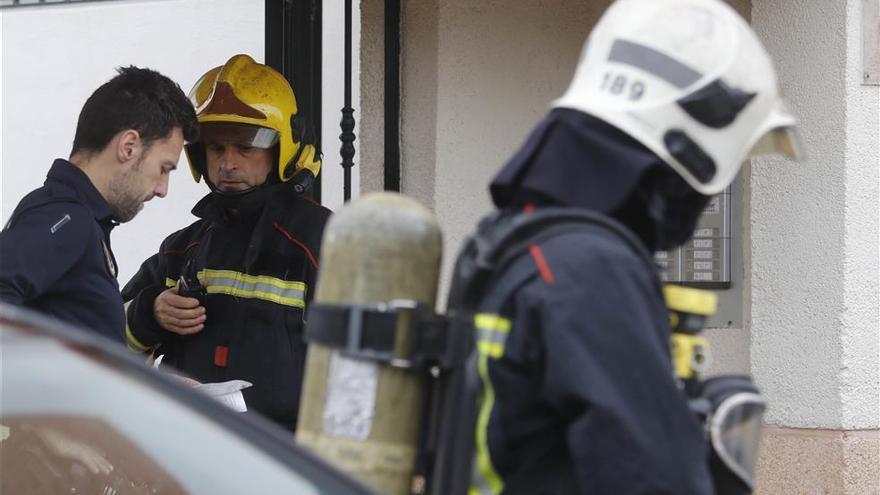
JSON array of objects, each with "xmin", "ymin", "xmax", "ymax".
[
  {"xmin": 1, "ymin": 0, "xmax": 264, "ymax": 287},
  {"xmin": 387, "ymin": 0, "xmax": 751, "ymax": 371},
  {"xmin": 751, "ymin": 0, "xmax": 879, "ymax": 429},
  {"xmin": 840, "ymin": 0, "xmax": 880, "ymax": 430}
]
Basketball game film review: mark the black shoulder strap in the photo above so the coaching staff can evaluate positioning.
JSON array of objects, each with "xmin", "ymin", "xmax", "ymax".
[{"xmin": 448, "ymin": 207, "xmax": 654, "ymax": 311}]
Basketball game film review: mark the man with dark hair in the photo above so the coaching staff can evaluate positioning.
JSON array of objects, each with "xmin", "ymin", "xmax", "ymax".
[{"xmin": 0, "ymin": 66, "xmax": 198, "ymax": 342}]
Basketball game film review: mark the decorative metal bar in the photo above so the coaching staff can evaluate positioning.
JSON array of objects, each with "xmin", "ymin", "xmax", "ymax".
[{"xmin": 340, "ymin": 0, "xmax": 356, "ymax": 201}]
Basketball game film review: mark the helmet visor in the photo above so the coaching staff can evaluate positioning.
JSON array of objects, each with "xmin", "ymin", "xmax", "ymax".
[
  {"xmin": 709, "ymin": 392, "xmax": 766, "ymax": 488},
  {"xmin": 200, "ymin": 122, "xmax": 279, "ymax": 149},
  {"xmin": 748, "ymin": 126, "xmax": 803, "ymax": 161}
]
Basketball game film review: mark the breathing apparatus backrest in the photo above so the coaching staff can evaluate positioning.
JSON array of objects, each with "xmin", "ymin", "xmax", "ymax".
[
  {"xmin": 436, "ymin": 207, "xmax": 656, "ymax": 495},
  {"xmin": 448, "ymin": 207, "xmax": 656, "ymax": 313}
]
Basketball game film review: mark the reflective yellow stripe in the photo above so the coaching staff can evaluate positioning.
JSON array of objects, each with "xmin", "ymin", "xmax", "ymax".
[
  {"xmin": 471, "ymin": 353, "xmax": 504, "ymax": 495},
  {"xmin": 165, "ymin": 277, "xmax": 176, "ymax": 288},
  {"xmin": 470, "ymin": 313, "xmax": 509, "ymax": 495},
  {"xmin": 476, "ymin": 341, "xmax": 505, "ymax": 359},
  {"xmin": 123, "ymin": 301, "xmax": 151, "ymax": 353},
  {"xmin": 126, "ymin": 327, "xmax": 151, "ymax": 352},
  {"xmin": 474, "ymin": 314, "xmax": 511, "ymax": 333},
  {"xmin": 474, "ymin": 313, "xmax": 510, "ymax": 360}
]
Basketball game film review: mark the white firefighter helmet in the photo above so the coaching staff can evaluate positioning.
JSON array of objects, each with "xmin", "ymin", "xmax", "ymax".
[{"xmin": 553, "ymin": 0, "xmax": 801, "ymax": 195}]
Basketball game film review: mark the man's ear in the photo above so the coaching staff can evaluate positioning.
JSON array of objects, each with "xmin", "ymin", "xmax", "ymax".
[{"xmin": 115, "ymin": 129, "xmax": 142, "ymax": 164}]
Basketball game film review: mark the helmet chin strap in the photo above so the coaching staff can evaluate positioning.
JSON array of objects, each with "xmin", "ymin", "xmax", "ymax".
[
  {"xmin": 204, "ymin": 170, "xmax": 274, "ymax": 197},
  {"xmin": 204, "ymin": 176, "xmax": 261, "ymax": 197},
  {"xmin": 282, "ymin": 143, "xmax": 317, "ymax": 194},
  {"xmin": 289, "ymin": 167, "xmax": 315, "ymax": 194}
]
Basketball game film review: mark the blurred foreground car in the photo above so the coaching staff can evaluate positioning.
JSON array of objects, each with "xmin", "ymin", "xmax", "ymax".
[{"xmin": 0, "ymin": 303, "xmax": 377, "ymax": 495}]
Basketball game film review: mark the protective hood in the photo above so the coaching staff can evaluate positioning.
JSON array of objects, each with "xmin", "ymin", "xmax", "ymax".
[
  {"xmin": 491, "ymin": 108, "xmax": 659, "ymax": 214},
  {"xmin": 490, "ymin": 108, "xmax": 711, "ymax": 251}
]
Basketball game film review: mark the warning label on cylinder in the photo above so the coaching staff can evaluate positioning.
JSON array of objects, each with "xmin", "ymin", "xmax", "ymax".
[{"xmin": 323, "ymin": 353, "xmax": 379, "ymax": 440}]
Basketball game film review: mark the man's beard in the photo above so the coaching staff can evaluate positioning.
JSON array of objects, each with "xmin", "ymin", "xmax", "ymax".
[{"xmin": 107, "ymin": 156, "xmax": 149, "ymax": 223}]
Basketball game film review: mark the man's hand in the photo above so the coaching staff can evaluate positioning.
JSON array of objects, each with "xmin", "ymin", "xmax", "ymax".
[{"xmin": 153, "ymin": 287, "xmax": 206, "ymax": 335}]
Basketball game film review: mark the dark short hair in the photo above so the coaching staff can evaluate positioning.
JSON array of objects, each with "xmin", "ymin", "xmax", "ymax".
[{"xmin": 71, "ymin": 66, "xmax": 199, "ymax": 155}]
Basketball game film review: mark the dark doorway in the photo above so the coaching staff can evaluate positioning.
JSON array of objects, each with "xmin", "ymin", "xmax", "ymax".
[{"xmin": 265, "ymin": 0, "xmax": 323, "ymax": 202}]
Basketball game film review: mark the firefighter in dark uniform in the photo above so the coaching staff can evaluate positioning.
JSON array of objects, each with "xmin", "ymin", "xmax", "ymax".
[
  {"xmin": 459, "ymin": 0, "xmax": 802, "ymax": 493},
  {"xmin": 122, "ymin": 55, "xmax": 329, "ymax": 432},
  {"xmin": 0, "ymin": 67, "xmax": 197, "ymax": 341}
]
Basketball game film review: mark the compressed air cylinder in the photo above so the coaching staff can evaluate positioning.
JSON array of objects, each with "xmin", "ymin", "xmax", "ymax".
[{"xmin": 296, "ymin": 192, "xmax": 442, "ymax": 495}]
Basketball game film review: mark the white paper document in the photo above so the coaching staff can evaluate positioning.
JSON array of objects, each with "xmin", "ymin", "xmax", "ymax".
[
  {"xmin": 152, "ymin": 355, "xmax": 252, "ymax": 412},
  {"xmin": 193, "ymin": 380, "xmax": 253, "ymax": 413}
]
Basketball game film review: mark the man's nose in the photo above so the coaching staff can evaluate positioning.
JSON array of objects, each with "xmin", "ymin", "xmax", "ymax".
[
  {"xmin": 154, "ymin": 174, "xmax": 169, "ymax": 198},
  {"xmin": 219, "ymin": 147, "xmax": 240, "ymax": 170}
]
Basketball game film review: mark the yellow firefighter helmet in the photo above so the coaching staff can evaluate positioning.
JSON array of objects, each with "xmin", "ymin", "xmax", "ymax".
[{"xmin": 185, "ymin": 54, "xmax": 320, "ymax": 187}]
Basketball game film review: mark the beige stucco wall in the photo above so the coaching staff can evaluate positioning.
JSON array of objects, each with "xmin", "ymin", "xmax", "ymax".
[
  {"xmin": 756, "ymin": 428, "xmax": 880, "ymax": 494},
  {"xmin": 417, "ymin": 0, "xmax": 608, "ymax": 284},
  {"xmin": 359, "ymin": 0, "xmax": 386, "ymax": 195},
  {"xmin": 361, "ymin": 0, "xmax": 750, "ymax": 367}
]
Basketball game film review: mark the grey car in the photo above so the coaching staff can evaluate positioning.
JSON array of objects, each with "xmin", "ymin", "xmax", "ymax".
[{"xmin": 0, "ymin": 303, "xmax": 377, "ymax": 495}]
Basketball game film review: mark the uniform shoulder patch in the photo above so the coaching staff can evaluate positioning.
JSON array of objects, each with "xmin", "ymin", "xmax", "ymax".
[{"xmin": 50, "ymin": 213, "xmax": 72, "ymax": 234}]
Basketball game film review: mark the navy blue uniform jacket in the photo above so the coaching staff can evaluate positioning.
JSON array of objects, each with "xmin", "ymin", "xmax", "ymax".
[
  {"xmin": 467, "ymin": 109, "xmax": 712, "ymax": 494},
  {"xmin": 469, "ymin": 210, "xmax": 712, "ymax": 494},
  {"xmin": 0, "ymin": 160, "xmax": 124, "ymax": 341}
]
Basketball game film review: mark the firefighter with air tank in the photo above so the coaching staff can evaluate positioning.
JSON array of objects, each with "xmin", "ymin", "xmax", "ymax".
[{"xmin": 297, "ymin": 1, "xmax": 802, "ymax": 494}]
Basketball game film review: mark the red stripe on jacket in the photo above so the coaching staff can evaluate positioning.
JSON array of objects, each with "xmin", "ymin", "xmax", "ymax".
[{"xmin": 272, "ymin": 222, "xmax": 319, "ymax": 269}]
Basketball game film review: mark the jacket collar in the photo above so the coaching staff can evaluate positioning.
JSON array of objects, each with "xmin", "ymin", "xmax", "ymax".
[
  {"xmin": 46, "ymin": 159, "xmax": 115, "ymax": 223},
  {"xmin": 191, "ymin": 181, "xmax": 300, "ymax": 225}
]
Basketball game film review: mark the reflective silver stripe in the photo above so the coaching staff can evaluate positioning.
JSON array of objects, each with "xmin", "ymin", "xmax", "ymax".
[
  {"xmin": 476, "ymin": 327, "xmax": 507, "ymax": 347},
  {"xmin": 199, "ymin": 269, "xmax": 306, "ymax": 308},
  {"xmin": 609, "ymin": 39, "xmax": 702, "ymax": 88}
]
